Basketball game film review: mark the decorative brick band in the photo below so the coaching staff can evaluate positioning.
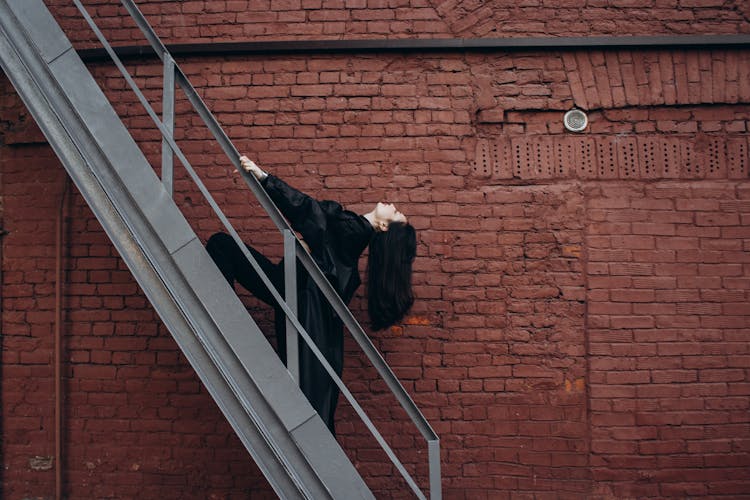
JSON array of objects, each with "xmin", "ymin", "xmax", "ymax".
[{"xmin": 473, "ymin": 135, "xmax": 749, "ymax": 181}]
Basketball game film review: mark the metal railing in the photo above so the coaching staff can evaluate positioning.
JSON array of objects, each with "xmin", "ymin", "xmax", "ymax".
[{"xmin": 70, "ymin": 0, "xmax": 441, "ymax": 497}]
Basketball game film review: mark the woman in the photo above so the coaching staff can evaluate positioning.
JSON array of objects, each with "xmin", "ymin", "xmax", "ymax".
[{"xmin": 206, "ymin": 156, "xmax": 416, "ymax": 434}]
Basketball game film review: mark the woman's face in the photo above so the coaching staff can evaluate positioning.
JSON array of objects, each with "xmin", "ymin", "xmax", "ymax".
[{"xmin": 375, "ymin": 202, "xmax": 407, "ymax": 228}]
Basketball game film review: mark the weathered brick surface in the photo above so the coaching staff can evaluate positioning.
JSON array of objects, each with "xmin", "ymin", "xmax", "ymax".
[
  {"xmin": 43, "ymin": 0, "xmax": 750, "ymax": 47},
  {"xmin": 1, "ymin": 4, "xmax": 750, "ymax": 499},
  {"xmin": 586, "ymin": 182, "xmax": 750, "ymax": 498}
]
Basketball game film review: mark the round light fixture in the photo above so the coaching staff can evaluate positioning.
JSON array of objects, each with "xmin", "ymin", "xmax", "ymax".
[{"xmin": 564, "ymin": 108, "xmax": 588, "ymax": 132}]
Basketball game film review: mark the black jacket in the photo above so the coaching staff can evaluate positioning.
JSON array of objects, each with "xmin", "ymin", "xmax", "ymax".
[{"xmin": 262, "ymin": 174, "xmax": 373, "ymax": 433}]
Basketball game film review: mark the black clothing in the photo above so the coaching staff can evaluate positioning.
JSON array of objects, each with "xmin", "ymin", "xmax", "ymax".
[
  {"xmin": 206, "ymin": 233, "xmax": 284, "ymax": 306},
  {"xmin": 206, "ymin": 174, "xmax": 373, "ymax": 434}
]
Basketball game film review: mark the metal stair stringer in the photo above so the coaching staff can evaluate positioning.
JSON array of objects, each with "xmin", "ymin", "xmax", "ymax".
[{"xmin": 0, "ymin": 1, "xmax": 374, "ymax": 498}]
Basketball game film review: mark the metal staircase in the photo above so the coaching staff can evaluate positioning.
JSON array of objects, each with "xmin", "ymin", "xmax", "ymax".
[{"xmin": 0, "ymin": 0, "xmax": 440, "ymax": 498}]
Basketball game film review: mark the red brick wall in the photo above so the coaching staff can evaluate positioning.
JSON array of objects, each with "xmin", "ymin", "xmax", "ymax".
[
  {"xmin": 45, "ymin": 0, "xmax": 750, "ymax": 46},
  {"xmin": 1, "ymin": 2, "xmax": 749, "ymax": 499},
  {"xmin": 586, "ymin": 182, "xmax": 750, "ymax": 499}
]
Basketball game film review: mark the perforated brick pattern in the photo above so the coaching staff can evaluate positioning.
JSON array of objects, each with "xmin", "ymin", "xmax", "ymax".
[{"xmin": 474, "ymin": 136, "xmax": 750, "ymax": 181}]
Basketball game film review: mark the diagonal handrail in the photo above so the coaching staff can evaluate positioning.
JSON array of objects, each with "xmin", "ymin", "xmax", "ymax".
[{"xmin": 71, "ymin": 0, "xmax": 441, "ymax": 497}]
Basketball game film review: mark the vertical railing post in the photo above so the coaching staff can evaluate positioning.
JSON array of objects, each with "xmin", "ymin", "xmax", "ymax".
[
  {"xmin": 161, "ymin": 53, "xmax": 174, "ymax": 196},
  {"xmin": 283, "ymin": 230, "xmax": 299, "ymax": 384},
  {"xmin": 428, "ymin": 440, "xmax": 442, "ymax": 500}
]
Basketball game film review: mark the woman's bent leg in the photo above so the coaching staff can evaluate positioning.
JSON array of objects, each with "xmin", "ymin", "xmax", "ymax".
[
  {"xmin": 207, "ymin": 232, "xmax": 292, "ymax": 365},
  {"xmin": 205, "ymin": 232, "xmax": 283, "ymax": 305}
]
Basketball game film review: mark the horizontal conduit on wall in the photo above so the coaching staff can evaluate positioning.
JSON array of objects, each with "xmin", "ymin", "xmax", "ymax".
[{"xmin": 76, "ymin": 35, "xmax": 750, "ymax": 61}]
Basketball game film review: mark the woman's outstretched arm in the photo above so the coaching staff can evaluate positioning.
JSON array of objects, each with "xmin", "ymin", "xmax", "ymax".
[{"xmin": 238, "ymin": 156, "xmax": 340, "ymax": 257}]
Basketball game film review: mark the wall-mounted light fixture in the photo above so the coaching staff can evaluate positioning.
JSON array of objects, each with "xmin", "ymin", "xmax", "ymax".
[{"xmin": 564, "ymin": 108, "xmax": 588, "ymax": 132}]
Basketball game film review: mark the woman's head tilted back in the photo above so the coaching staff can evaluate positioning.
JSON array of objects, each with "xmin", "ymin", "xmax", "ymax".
[{"xmin": 367, "ymin": 218, "xmax": 417, "ymax": 331}]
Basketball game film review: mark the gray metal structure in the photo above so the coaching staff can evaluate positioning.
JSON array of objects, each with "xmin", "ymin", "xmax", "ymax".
[{"xmin": 0, "ymin": 0, "xmax": 441, "ymax": 498}]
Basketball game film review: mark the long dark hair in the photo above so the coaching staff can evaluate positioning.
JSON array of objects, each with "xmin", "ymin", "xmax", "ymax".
[{"xmin": 367, "ymin": 222, "xmax": 417, "ymax": 330}]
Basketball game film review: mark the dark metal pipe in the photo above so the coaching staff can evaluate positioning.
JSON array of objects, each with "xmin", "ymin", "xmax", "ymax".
[
  {"xmin": 55, "ymin": 175, "xmax": 70, "ymax": 500},
  {"xmin": 0, "ymin": 209, "xmax": 5, "ymax": 497},
  {"xmin": 77, "ymin": 34, "xmax": 750, "ymax": 62}
]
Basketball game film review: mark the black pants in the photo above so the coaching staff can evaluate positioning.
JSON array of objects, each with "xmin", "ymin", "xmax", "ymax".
[
  {"xmin": 206, "ymin": 231, "xmax": 290, "ymax": 362},
  {"xmin": 206, "ymin": 231, "xmax": 283, "ymax": 308},
  {"xmin": 205, "ymin": 232, "xmax": 340, "ymax": 434}
]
